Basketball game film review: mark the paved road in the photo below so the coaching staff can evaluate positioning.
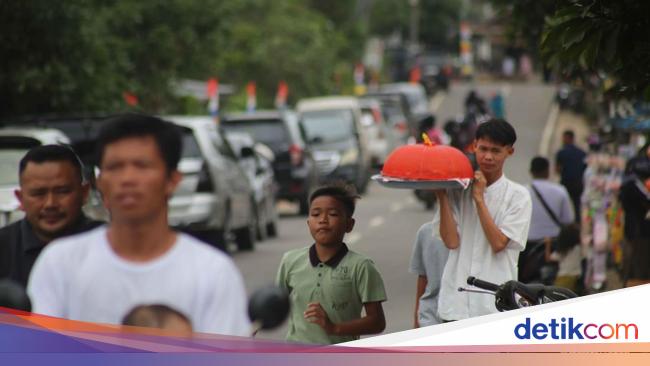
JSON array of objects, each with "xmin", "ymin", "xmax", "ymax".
[{"xmin": 233, "ymin": 80, "xmax": 557, "ymax": 341}]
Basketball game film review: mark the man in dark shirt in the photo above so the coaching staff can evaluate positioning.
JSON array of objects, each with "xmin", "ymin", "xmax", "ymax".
[
  {"xmin": 0, "ymin": 145, "xmax": 103, "ymax": 287},
  {"xmin": 555, "ymin": 130, "xmax": 587, "ymax": 223}
]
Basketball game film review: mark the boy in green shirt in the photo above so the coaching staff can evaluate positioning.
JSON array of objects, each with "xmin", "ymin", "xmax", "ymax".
[{"xmin": 276, "ymin": 183, "xmax": 387, "ymax": 344}]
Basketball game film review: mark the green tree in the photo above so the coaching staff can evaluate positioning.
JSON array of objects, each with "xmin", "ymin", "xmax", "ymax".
[
  {"xmin": 541, "ymin": 0, "xmax": 650, "ymax": 99},
  {"xmin": 0, "ymin": 0, "xmax": 125, "ymax": 119},
  {"xmin": 490, "ymin": 0, "xmax": 560, "ymax": 58}
]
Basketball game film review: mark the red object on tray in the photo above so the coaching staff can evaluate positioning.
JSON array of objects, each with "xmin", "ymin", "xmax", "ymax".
[{"xmin": 381, "ymin": 143, "xmax": 474, "ymax": 181}]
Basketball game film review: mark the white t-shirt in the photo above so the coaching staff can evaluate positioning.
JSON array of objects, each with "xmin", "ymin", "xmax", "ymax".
[
  {"xmin": 434, "ymin": 175, "xmax": 532, "ymax": 320},
  {"xmin": 27, "ymin": 226, "xmax": 251, "ymax": 336}
]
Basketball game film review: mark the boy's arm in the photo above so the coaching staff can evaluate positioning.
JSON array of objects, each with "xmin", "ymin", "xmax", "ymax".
[
  {"xmin": 414, "ymin": 276, "xmax": 427, "ymax": 328},
  {"xmin": 473, "ymin": 171, "xmax": 510, "ymax": 253},
  {"xmin": 304, "ymin": 301, "xmax": 386, "ymax": 336},
  {"xmin": 435, "ymin": 190, "xmax": 460, "ymax": 249}
]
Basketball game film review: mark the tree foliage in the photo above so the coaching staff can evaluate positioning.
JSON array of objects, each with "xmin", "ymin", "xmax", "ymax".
[
  {"xmin": 541, "ymin": 1, "xmax": 650, "ymax": 99},
  {"xmin": 490, "ymin": 0, "xmax": 560, "ymax": 57},
  {"xmin": 0, "ymin": 0, "xmax": 355, "ymax": 118},
  {"xmin": 0, "ymin": 0, "xmax": 463, "ymax": 119}
]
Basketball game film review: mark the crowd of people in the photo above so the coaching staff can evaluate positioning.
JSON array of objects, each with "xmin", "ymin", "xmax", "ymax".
[{"xmin": 0, "ymin": 110, "xmax": 645, "ymax": 345}]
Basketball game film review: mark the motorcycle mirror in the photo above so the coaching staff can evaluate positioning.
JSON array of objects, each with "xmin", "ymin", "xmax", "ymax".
[
  {"xmin": 0, "ymin": 279, "xmax": 31, "ymax": 312},
  {"xmin": 248, "ymin": 285, "xmax": 289, "ymax": 332}
]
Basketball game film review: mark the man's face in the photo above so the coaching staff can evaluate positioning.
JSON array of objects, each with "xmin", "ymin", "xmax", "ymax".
[
  {"xmin": 97, "ymin": 136, "xmax": 180, "ymax": 225},
  {"xmin": 15, "ymin": 161, "xmax": 89, "ymax": 242},
  {"xmin": 474, "ymin": 137, "xmax": 513, "ymax": 177},
  {"xmin": 307, "ymin": 196, "xmax": 355, "ymax": 247}
]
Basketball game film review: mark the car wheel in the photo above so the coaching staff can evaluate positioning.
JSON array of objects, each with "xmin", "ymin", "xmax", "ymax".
[
  {"xmin": 256, "ymin": 205, "xmax": 268, "ymax": 241},
  {"xmin": 298, "ymin": 196, "xmax": 310, "ymax": 216},
  {"xmin": 212, "ymin": 230, "xmax": 228, "ymax": 252},
  {"xmin": 357, "ymin": 174, "xmax": 369, "ymax": 195},
  {"xmin": 266, "ymin": 220, "xmax": 278, "ymax": 238},
  {"xmin": 236, "ymin": 202, "xmax": 257, "ymax": 251}
]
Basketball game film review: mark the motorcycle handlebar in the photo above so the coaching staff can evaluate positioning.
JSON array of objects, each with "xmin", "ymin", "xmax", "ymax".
[{"xmin": 467, "ymin": 276, "xmax": 499, "ymax": 292}]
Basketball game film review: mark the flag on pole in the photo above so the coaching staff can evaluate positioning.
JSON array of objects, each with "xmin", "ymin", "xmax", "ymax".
[
  {"xmin": 122, "ymin": 91, "xmax": 139, "ymax": 107},
  {"xmin": 353, "ymin": 63, "xmax": 367, "ymax": 96},
  {"xmin": 275, "ymin": 81, "xmax": 289, "ymax": 109},
  {"xmin": 207, "ymin": 78, "xmax": 219, "ymax": 118},
  {"xmin": 246, "ymin": 81, "xmax": 256, "ymax": 113}
]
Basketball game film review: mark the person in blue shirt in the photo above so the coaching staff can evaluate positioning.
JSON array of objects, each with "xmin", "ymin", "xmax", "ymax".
[{"xmin": 555, "ymin": 130, "xmax": 586, "ymax": 223}]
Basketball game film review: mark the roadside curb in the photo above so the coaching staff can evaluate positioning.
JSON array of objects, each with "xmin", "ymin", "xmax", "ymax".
[{"xmin": 539, "ymin": 103, "xmax": 560, "ymax": 157}]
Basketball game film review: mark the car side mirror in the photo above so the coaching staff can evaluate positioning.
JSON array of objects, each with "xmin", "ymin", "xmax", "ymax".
[
  {"xmin": 309, "ymin": 136, "xmax": 323, "ymax": 144},
  {"xmin": 240, "ymin": 146, "xmax": 255, "ymax": 158}
]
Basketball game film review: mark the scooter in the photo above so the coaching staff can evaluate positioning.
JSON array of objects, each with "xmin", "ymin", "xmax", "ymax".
[{"xmin": 460, "ymin": 276, "xmax": 577, "ymax": 311}]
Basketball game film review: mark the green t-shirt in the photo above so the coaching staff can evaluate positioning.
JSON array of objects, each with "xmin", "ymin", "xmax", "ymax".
[{"xmin": 276, "ymin": 244, "xmax": 387, "ymax": 345}]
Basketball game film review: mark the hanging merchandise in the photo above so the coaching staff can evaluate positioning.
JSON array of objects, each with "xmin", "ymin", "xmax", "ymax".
[{"xmin": 580, "ymin": 152, "xmax": 625, "ymax": 292}]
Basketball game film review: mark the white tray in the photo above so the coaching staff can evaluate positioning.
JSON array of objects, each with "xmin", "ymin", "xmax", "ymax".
[{"xmin": 372, "ymin": 174, "xmax": 470, "ymax": 190}]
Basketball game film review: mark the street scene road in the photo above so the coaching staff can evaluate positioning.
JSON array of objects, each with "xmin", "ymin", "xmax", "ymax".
[{"xmin": 234, "ymin": 80, "xmax": 557, "ymax": 340}]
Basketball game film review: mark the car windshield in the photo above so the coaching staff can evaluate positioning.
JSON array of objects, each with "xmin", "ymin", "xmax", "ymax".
[
  {"xmin": 300, "ymin": 109, "xmax": 355, "ymax": 143},
  {"xmin": 181, "ymin": 130, "xmax": 202, "ymax": 159},
  {"xmin": 222, "ymin": 120, "xmax": 289, "ymax": 151},
  {"xmin": 0, "ymin": 149, "xmax": 27, "ymax": 186},
  {"xmin": 380, "ymin": 100, "xmax": 407, "ymax": 125}
]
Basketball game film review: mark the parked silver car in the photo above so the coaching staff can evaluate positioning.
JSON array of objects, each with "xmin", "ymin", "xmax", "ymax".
[
  {"xmin": 224, "ymin": 131, "xmax": 278, "ymax": 240},
  {"xmin": 296, "ymin": 96, "xmax": 372, "ymax": 193},
  {"xmin": 164, "ymin": 116, "xmax": 258, "ymax": 251}
]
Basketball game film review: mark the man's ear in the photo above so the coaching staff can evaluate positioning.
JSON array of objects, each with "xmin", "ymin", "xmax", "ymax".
[
  {"xmin": 507, "ymin": 146, "xmax": 514, "ymax": 156},
  {"xmin": 166, "ymin": 170, "xmax": 183, "ymax": 196},
  {"xmin": 81, "ymin": 182, "xmax": 91, "ymax": 203},
  {"xmin": 346, "ymin": 217, "xmax": 356, "ymax": 233},
  {"xmin": 14, "ymin": 189, "xmax": 24, "ymax": 211}
]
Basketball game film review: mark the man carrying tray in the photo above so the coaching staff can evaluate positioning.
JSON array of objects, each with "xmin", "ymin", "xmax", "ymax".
[{"xmin": 433, "ymin": 118, "xmax": 532, "ymax": 321}]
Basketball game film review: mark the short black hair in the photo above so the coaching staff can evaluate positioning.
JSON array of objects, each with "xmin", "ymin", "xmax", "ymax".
[
  {"xmin": 122, "ymin": 304, "xmax": 192, "ymax": 329},
  {"xmin": 475, "ymin": 118, "xmax": 516, "ymax": 146},
  {"xmin": 96, "ymin": 114, "xmax": 182, "ymax": 173},
  {"xmin": 530, "ymin": 156, "xmax": 550, "ymax": 175},
  {"xmin": 19, "ymin": 144, "xmax": 83, "ymax": 183},
  {"xmin": 563, "ymin": 130, "xmax": 575, "ymax": 139},
  {"xmin": 309, "ymin": 182, "xmax": 359, "ymax": 217}
]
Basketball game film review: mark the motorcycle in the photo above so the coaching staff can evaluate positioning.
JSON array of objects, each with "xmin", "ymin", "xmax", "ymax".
[{"xmin": 461, "ymin": 276, "xmax": 577, "ymax": 311}]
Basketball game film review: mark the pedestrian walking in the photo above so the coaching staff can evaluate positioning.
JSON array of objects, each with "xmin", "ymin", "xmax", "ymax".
[
  {"xmin": 519, "ymin": 157, "xmax": 575, "ymax": 284},
  {"xmin": 434, "ymin": 119, "xmax": 532, "ymax": 320},
  {"xmin": 409, "ymin": 221, "xmax": 449, "ymax": 327},
  {"xmin": 555, "ymin": 130, "xmax": 587, "ymax": 222},
  {"xmin": 276, "ymin": 183, "xmax": 386, "ymax": 344}
]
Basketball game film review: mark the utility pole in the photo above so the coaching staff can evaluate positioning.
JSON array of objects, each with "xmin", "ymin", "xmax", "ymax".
[{"xmin": 409, "ymin": 0, "xmax": 420, "ymax": 54}]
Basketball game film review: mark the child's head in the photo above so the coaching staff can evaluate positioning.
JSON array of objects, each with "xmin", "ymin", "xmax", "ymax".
[
  {"xmin": 122, "ymin": 304, "xmax": 193, "ymax": 336},
  {"xmin": 473, "ymin": 118, "xmax": 516, "ymax": 177},
  {"xmin": 307, "ymin": 182, "xmax": 359, "ymax": 246}
]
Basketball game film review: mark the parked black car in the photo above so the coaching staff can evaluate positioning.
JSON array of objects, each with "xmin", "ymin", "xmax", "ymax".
[{"xmin": 222, "ymin": 110, "xmax": 319, "ymax": 215}]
